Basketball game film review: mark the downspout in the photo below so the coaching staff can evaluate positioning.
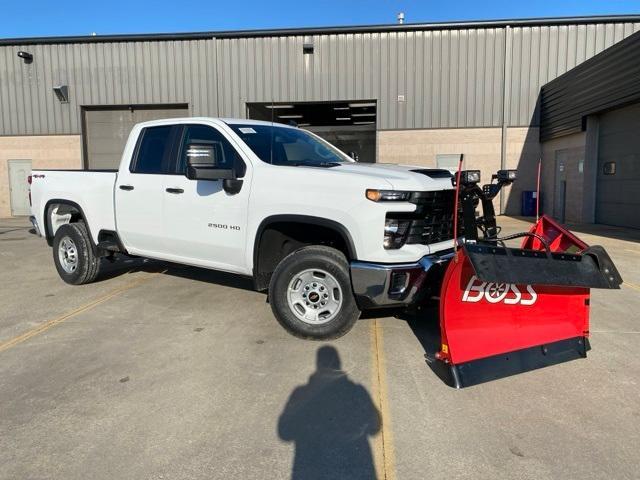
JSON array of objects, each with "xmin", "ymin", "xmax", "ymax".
[{"xmin": 499, "ymin": 25, "xmax": 512, "ymax": 214}]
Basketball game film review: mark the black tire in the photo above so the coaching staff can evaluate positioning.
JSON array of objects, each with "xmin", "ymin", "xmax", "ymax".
[
  {"xmin": 269, "ymin": 245, "xmax": 360, "ymax": 340},
  {"xmin": 52, "ymin": 222, "xmax": 101, "ymax": 285}
]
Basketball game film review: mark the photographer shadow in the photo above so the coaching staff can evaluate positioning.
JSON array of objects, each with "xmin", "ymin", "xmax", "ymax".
[{"xmin": 278, "ymin": 346, "xmax": 381, "ymax": 480}]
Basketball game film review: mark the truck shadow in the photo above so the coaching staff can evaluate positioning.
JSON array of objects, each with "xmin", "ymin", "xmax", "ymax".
[
  {"xmin": 398, "ymin": 306, "xmax": 458, "ymax": 388},
  {"xmin": 95, "ymin": 254, "xmax": 256, "ymax": 292}
]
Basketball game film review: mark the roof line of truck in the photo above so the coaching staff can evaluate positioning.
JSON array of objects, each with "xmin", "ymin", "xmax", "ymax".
[{"xmin": 2, "ymin": 15, "xmax": 640, "ymax": 46}]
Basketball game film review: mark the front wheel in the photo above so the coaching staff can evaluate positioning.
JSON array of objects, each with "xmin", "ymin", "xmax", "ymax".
[{"xmin": 269, "ymin": 246, "xmax": 361, "ymax": 340}]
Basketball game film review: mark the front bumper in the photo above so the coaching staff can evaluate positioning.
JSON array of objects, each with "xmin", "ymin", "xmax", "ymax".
[{"xmin": 350, "ymin": 250, "xmax": 454, "ymax": 309}]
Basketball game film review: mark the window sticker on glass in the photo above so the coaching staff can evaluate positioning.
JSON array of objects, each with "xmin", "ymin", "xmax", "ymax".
[{"xmin": 239, "ymin": 127, "xmax": 257, "ymax": 134}]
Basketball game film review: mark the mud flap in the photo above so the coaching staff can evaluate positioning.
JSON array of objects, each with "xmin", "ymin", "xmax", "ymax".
[{"xmin": 436, "ymin": 216, "xmax": 621, "ymax": 388}]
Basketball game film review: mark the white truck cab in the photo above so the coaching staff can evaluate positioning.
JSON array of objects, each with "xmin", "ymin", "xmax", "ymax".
[{"xmin": 30, "ymin": 117, "xmax": 458, "ymax": 339}]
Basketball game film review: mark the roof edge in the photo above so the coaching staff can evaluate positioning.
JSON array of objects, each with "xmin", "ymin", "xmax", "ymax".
[{"xmin": 1, "ymin": 14, "xmax": 640, "ymax": 46}]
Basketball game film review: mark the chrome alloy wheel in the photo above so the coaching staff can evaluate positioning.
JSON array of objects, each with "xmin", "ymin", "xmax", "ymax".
[
  {"xmin": 58, "ymin": 236, "xmax": 79, "ymax": 274},
  {"xmin": 287, "ymin": 268, "xmax": 343, "ymax": 325}
]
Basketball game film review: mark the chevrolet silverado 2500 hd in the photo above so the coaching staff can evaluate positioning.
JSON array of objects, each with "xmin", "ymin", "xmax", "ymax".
[
  {"xmin": 30, "ymin": 117, "xmax": 625, "ymax": 385},
  {"xmin": 30, "ymin": 117, "xmax": 463, "ymax": 339}
]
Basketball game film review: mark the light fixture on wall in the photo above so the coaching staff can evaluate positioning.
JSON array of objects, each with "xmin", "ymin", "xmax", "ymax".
[
  {"xmin": 53, "ymin": 85, "xmax": 69, "ymax": 104},
  {"xmin": 303, "ymin": 35, "xmax": 314, "ymax": 55},
  {"xmin": 17, "ymin": 51, "xmax": 33, "ymax": 64}
]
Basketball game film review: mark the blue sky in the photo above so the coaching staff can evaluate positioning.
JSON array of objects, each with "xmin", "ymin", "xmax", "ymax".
[{"xmin": 2, "ymin": 0, "xmax": 639, "ymax": 38}]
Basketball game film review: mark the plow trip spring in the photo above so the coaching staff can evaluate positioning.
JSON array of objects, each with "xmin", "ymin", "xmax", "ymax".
[{"xmin": 433, "ymin": 168, "xmax": 622, "ymax": 388}]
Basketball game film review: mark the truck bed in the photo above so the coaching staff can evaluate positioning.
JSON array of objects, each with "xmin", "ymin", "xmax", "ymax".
[{"xmin": 30, "ymin": 170, "xmax": 118, "ymax": 244}]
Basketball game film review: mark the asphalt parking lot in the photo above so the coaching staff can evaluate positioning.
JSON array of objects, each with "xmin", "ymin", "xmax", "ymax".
[{"xmin": 1, "ymin": 216, "xmax": 639, "ymax": 480}]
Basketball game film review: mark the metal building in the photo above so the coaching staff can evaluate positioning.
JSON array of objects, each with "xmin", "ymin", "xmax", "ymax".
[
  {"xmin": 540, "ymin": 30, "xmax": 640, "ymax": 228},
  {"xmin": 1, "ymin": 15, "xmax": 639, "ymax": 224}
]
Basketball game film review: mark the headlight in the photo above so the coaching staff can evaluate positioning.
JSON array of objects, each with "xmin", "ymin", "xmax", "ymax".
[
  {"xmin": 366, "ymin": 189, "xmax": 411, "ymax": 202},
  {"xmin": 383, "ymin": 219, "xmax": 411, "ymax": 249}
]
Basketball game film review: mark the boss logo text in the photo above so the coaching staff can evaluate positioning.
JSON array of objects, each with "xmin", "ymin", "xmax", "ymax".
[{"xmin": 462, "ymin": 275, "xmax": 537, "ymax": 305}]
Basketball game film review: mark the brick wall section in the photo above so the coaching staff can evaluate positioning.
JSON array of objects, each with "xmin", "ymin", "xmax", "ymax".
[
  {"xmin": 377, "ymin": 127, "xmax": 541, "ymax": 215},
  {"xmin": 0, "ymin": 136, "xmax": 81, "ymax": 217}
]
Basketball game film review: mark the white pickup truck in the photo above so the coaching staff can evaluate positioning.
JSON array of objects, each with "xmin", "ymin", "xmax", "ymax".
[{"xmin": 30, "ymin": 117, "xmax": 458, "ymax": 339}]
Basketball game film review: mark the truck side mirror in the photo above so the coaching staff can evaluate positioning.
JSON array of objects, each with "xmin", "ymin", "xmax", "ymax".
[
  {"xmin": 186, "ymin": 141, "xmax": 236, "ymax": 181},
  {"xmin": 185, "ymin": 141, "xmax": 244, "ymax": 194}
]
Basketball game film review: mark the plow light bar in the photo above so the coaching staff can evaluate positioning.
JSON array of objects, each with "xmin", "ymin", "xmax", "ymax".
[
  {"xmin": 452, "ymin": 170, "xmax": 481, "ymax": 186},
  {"xmin": 495, "ymin": 169, "xmax": 517, "ymax": 182},
  {"xmin": 366, "ymin": 189, "xmax": 411, "ymax": 202}
]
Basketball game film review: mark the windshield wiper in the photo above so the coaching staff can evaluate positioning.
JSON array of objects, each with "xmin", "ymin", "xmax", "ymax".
[{"xmin": 285, "ymin": 161, "xmax": 342, "ymax": 168}]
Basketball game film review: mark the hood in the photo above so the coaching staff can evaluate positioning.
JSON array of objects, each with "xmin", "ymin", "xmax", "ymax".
[{"xmin": 330, "ymin": 162, "xmax": 454, "ymax": 191}]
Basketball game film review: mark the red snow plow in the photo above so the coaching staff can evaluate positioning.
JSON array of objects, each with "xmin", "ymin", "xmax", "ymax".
[{"xmin": 433, "ymin": 169, "xmax": 622, "ymax": 388}]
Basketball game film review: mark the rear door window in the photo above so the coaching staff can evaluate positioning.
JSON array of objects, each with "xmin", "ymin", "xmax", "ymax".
[{"xmin": 131, "ymin": 125, "xmax": 180, "ymax": 174}]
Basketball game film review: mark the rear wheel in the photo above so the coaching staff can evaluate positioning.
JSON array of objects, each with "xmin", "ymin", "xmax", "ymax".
[
  {"xmin": 269, "ymin": 245, "xmax": 360, "ymax": 340},
  {"xmin": 52, "ymin": 223, "xmax": 101, "ymax": 285}
]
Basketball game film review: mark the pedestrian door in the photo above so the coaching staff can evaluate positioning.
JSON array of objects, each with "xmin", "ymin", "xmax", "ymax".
[{"xmin": 8, "ymin": 160, "xmax": 32, "ymax": 216}]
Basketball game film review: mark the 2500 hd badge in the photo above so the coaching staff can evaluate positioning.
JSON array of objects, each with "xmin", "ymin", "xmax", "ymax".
[{"xmin": 208, "ymin": 223, "xmax": 241, "ymax": 231}]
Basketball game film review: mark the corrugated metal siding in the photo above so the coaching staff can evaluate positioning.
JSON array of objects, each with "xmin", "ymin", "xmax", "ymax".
[
  {"xmin": 215, "ymin": 29, "xmax": 506, "ymax": 129},
  {"xmin": 507, "ymin": 22, "xmax": 640, "ymax": 127},
  {"xmin": 540, "ymin": 29, "xmax": 640, "ymax": 141},
  {"xmin": 0, "ymin": 39, "xmax": 215, "ymax": 135},
  {"xmin": 1, "ymin": 21, "xmax": 640, "ymax": 136}
]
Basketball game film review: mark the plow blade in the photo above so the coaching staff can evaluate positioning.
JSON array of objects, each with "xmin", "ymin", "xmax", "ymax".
[{"xmin": 436, "ymin": 217, "xmax": 622, "ymax": 388}]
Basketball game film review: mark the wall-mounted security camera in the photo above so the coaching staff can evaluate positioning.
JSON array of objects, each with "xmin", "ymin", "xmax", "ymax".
[
  {"xmin": 17, "ymin": 51, "xmax": 33, "ymax": 64},
  {"xmin": 53, "ymin": 85, "xmax": 69, "ymax": 104}
]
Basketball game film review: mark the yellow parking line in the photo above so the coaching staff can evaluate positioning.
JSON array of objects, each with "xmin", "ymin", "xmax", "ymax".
[
  {"xmin": 370, "ymin": 319, "xmax": 396, "ymax": 480},
  {"xmin": 623, "ymin": 282, "xmax": 640, "ymax": 293},
  {"xmin": 0, "ymin": 271, "xmax": 164, "ymax": 354}
]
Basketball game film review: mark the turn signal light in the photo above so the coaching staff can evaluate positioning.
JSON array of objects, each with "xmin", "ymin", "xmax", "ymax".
[{"xmin": 366, "ymin": 189, "xmax": 411, "ymax": 202}]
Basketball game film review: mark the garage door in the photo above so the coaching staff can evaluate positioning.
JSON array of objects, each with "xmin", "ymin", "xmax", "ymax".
[
  {"xmin": 247, "ymin": 101, "xmax": 377, "ymax": 162},
  {"xmin": 596, "ymin": 103, "xmax": 640, "ymax": 229},
  {"xmin": 84, "ymin": 105, "xmax": 189, "ymax": 170}
]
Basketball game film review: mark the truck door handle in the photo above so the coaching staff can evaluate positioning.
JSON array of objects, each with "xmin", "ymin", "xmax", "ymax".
[
  {"xmin": 119, "ymin": 185, "xmax": 134, "ymax": 191},
  {"xmin": 165, "ymin": 187, "xmax": 184, "ymax": 194}
]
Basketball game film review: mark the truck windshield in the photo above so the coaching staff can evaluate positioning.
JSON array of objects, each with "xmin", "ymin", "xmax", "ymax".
[{"xmin": 227, "ymin": 123, "xmax": 352, "ymax": 167}]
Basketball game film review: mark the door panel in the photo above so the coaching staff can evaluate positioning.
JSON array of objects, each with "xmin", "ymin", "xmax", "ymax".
[
  {"xmin": 115, "ymin": 125, "xmax": 180, "ymax": 256},
  {"xmin": 8, "ymin": 160, "xmax": 32, "ymax": 216},
  {"xmin": 553, "ymin": 151, "xmax": 567, "ymax": 223},
  {"xmin": 115, "ymin": 174, "xmax": 167, "ymax": 255},
  {"xmin": 162, "ymin": 124, "xmax": 251, "ymax": 272},
  {"xmin": 162, "ymin": 176, "xmax": 251, "ymax": 272}
]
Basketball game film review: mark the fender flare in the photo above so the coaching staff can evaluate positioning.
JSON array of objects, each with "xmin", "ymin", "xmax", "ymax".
[
  {"xmin": 252, "ymin": 214, "xmax": 358, "ymax": 272},
  {"xmin": 43, "ymin": 199, "xmax": 96, "ymax": 248}
]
